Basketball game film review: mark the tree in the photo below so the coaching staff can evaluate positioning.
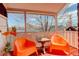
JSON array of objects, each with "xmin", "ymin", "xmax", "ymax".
[{"xmin": 36, "ymin": 15, "xmax": 54, "ymax": 32}]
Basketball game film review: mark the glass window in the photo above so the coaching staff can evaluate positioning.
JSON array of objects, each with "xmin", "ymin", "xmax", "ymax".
[
  {"xmin": 57, "ymin": 4, "xmax": 78, "ymax": 31},
  {"xmin": 8, "ymin": 13, "xmax": 25, "ymax": 32},
  {"xmin": 26, "ymin": 14, "xmax": 55, "ymax": 32}
]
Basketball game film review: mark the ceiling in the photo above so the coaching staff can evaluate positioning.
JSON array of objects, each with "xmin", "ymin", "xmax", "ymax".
[{"xmin": 3, "ymin": 3, "xmax": 66, "ymax": 15}]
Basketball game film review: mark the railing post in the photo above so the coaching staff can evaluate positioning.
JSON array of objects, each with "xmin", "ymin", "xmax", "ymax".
[
  {"xmin": 54, "ymin": 15, "xmax": 58, "ymax": 32},
  {"xmin": 24, "ymin": 11, "xmax": 26, "ymax": 32}
]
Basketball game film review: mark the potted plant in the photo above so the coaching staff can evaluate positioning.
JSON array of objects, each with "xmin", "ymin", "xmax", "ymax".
[
  {"xmin": 12, "ymin": 26, "xmax": 16, "ymax": 32},
  {"xmin": 3, "ymin": 42, "xmax": 11, "ymax": 56}
]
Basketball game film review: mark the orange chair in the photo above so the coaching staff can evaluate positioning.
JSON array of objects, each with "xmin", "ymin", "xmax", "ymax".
[
  {"xmin": 3, "ymin": 32, "xmax": 16, "ymax": 36},
  {"xmin": 10, "ymin": 31, "xmax": 16, "ymax": 36},
  {"xmin": 48, "ymin": 34, "xmax": 70, "ymax": 55},
  {"xmin": 13, "ymin": 37, "xmax": 38, "ymax": 56},
  {"xmin": 2, "ymin": 32, "xmax": 10, "ymax": 36}
]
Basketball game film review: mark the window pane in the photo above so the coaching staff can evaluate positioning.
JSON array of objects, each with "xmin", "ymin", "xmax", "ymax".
[
  {"xmin": 26, "ymin": 14, "xmax": 55, "ymax": 32},
  {"xmin": 57, "ymin": 4, "xmax": 78, "ymax": 31},
  {"xmin": 8, "ymin": 13, "xmax": 25, "ymax": 32}
]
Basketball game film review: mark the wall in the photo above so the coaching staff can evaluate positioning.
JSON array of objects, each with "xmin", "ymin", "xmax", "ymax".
[
  {"xmin": 0, "ymin": 3, "xmax": 7, "ymax": 33},
  {"xmin": 58, "ymin": 31, "xmax": 78, "ymax": 48},
  {"xmin": 0, "ymin": 14, "xmax": 7, "ymax": 33}
]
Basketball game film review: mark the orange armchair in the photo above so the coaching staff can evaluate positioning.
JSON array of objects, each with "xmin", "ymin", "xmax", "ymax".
[
  {"xmin": 48, "ymin": 34, "xmax": 70, "ymax": 55},
  {"xmin": 13, "ymin": 37, "xmax": 38, "ymax": 56},
  {"xmin": 3, "ymin": 32, "xmax": 16, "ymax": 36}
]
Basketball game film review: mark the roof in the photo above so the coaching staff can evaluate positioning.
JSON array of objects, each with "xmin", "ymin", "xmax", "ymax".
[{"xmin": 3, "ymin": 3, "xmax": 66, "ymax": 16}]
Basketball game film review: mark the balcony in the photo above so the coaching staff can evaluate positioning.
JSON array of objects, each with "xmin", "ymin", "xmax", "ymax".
[{"xmin": 0, "ymin": 3, "xmax": 78, "ymax": 56}]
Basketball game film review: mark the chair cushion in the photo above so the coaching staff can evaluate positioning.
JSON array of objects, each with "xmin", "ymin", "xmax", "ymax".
[
  {"xmin": 2, "ymin": 32, "xmax": 10, "ymax": 36},
  {"xmin": 50, "ymin": 49, "xmax": 67, "ymax": 55},
  {"xmin": 24, "ymin": 40, "xmax": 35, "ymax": 47},
  {"xmin": 10, "ymin": 32, "xmax": 16, "ymax": 36}
]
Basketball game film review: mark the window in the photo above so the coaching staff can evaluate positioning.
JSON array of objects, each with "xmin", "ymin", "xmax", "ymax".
[
  {"xmin": 26, "ymin": 14, "xmax": 55, "ymax": 32},
  {"xmin": 8, "ymin": 13, "xmax": 25, "ymax": 32},
  {"xmin": 57, "ymin": 4, "xmax": 78, "ymax": 31},
  {"xmin": 8, "ymin": 12, "xmax": 55, "ymax": 32}
]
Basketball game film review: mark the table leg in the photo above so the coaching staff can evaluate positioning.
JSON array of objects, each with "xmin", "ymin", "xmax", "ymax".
[{"xmin": 41, "ymin": 42, "xmax": 46, "ymax": 54}]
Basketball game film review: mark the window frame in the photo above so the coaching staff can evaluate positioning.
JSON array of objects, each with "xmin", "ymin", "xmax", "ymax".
[{"xmin": 7, "ymin": 11, "xmax": 56, "ymax": 33}]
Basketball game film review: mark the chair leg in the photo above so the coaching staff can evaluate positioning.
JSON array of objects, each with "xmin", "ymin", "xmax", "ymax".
[{"xmin": 36, "ymin": 50, "xmax": 38, "ymax": 56}]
